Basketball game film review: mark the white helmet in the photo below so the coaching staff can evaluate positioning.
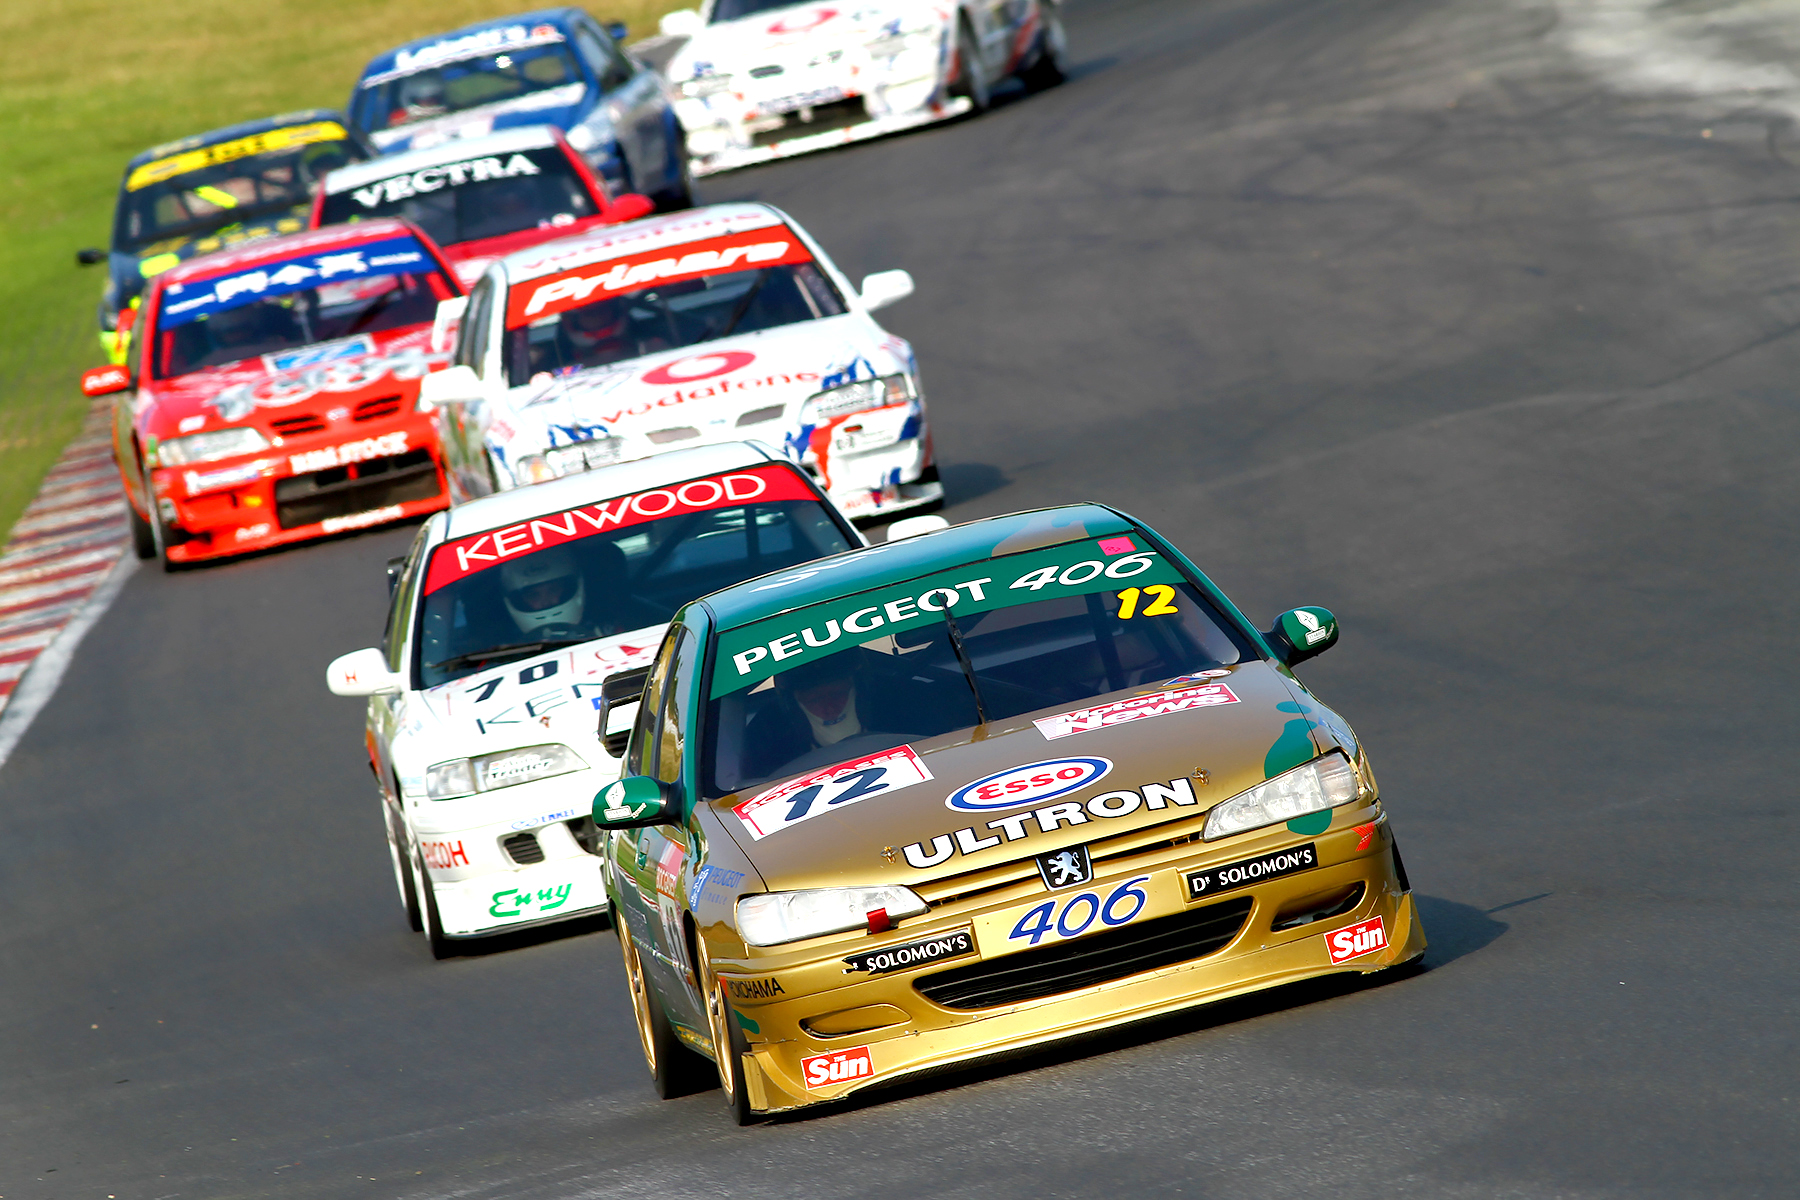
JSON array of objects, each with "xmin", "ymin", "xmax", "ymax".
[{"xmin": 501, "ymin": 548, "xmax": 585, "ymax": 634}]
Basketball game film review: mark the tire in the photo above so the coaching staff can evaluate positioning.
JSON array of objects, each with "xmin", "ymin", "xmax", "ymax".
[
  {"xmin": 411, "ymin": 847, "xmax": 456, "ymax": 960},
  {"xmin": 617, "ymin": 909, "xmax": 711, "ymax": 1098},
  {"xmin": 1019, "ymin": 2, "xmax": 1067, "ymax": 90},
  {"xmin": 127, "ymin": 499, "xmax": 157, "ymax": 561},
  {"xmin": 698, "ymin": 936, "xmax": 759, "ymax": 1125},
  {"xmin": 388, "ymin": 810, "xmax": 423, "ymax": 933},
  {"xmin": 654, "ymin": 136, "xmax": 695, "ymax": 213},
  {"xmin": 134, "ymin": 455, "xmax": 175, "ymax": 571},
  {"xmin": 949, "ymin": 20, "xmax": 990, "ymax": 113}
]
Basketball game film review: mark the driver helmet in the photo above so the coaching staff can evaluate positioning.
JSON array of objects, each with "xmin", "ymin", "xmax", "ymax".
[
  {"xmin": 500, "ymin": 548, "xmax": 585, "ymax": 633},
  {"xmin": 565, "ymin": 296, "xmax": 629, "ymax": 347},
  {"xmin": 400, "ymin": 74, "xmax": 449, "ymax": 118}
]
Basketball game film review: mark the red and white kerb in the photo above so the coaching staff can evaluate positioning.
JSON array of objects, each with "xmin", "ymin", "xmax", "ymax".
[{"xmin": 422, "ymin": 463, "xmax": 816, "ymax": 593}]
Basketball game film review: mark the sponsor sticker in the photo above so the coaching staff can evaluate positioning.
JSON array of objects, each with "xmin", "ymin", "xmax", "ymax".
[
  {"xmin": 903, "ymin": 776, "xmax": 1200, "ymax": 870},
  {"xmin": 127, "ymin": 121, "xmax": 348, "ymax": 191},
  {"xmin": 946, "ymin": 757, "xmax": 1112, "ymax": 813},
  {"xmin": 420, "ymin": 839, "xmax": 470, "ymax": 869},
  {"xmin": 290, "ymin": 431, "xmax": 408, "ymax": 474},
  {"xmin": 801, "ymin": 1044, "xmax": 873, "ymax": 1090},
  {"xmin": 320, "ymin": 504, "xmax": 404, "ymax": 533},
  {"xmin": 183, "ymin": 461, "xmax": 267, "ymax": 495},
  {"xmin": 734, "ymin": 745, "xmax": 932, "ymax": 841},
  {"xmin": 1325, "ymin": 915, "xmax": 1387, "ymax": 964},
  {"xmin": 1034, "ymin": 683, "xmax": 1240, "ymax": 741},
  {"xmin": 724, "ymin": 976, "xmax": 786, "ymax": 1002},
  {"xmin": 641, "ymin": 350, "xmax": 756, "ymax": 386},
  {"xmin": 843, "ymin": 927, "xmax": 975, "ymax": 975},
  {"xmin": 159, "ymin": 236, "xmax": 433, "ymax": 328},
  {"xmin": 347, "ymin": 153, "xmax": 542, "ymax": 208},
  {"xmin": 1185, "ymin": 843, "xmax": 1316, "ymax": 900},
  {"xmin": 263, "ymin": 334, "xmax": 377, "ymax": 375},
  {"xmin": 489, "ymin": 882, "xmax": 573, "ymax": 919}
]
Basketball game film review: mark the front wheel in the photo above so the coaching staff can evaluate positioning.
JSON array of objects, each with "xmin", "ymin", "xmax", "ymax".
[
  {"xmin": 1019, "ymin": 2, "xmax": 1067, "ymax": 90},
  {"xmin": 127, "ymin": 499, "xmax": 157, "ymax": 560},
  {"xmin": 949, "ymin": 21, "xmax": 991, "ymax": 113},
  {"xmin": 699, "ymin": 937, "xmax": 758, "ymax": 1125},
  {"xmin": 388, "ymin": 810, "xmax": 423, "ymax": 932},
  {"xmin": 410, "ymin": 847, "xmax": 455, "ymax": 959},
  {"xmin": 618, "ymin": 910, "xmax": 711, "ymax": 1098}
]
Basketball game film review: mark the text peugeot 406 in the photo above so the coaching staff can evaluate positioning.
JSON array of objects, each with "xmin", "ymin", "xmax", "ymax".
[
  {"xmin": 589, "ymin": 504, "xmax": 1426, "ymax": 1121},
  {"xmin": 419, "ymin": 201, "xmax": 942, "ymax": 522},
  {"xmin": 659, "ymin": 0, "xmax": 1068, "ymax": 177},
  {"xmin": 80, "ymin": 220, "xmax": 462, "ymax": 568},
  {"xmin": 325, "ymin": 442, "xmax": 872, "ymax": 957}
]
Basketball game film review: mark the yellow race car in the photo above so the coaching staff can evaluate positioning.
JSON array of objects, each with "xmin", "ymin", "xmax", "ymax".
[{"xmin": 593, "ymin": 502, "xmax": 1425, "ymax": 1121}]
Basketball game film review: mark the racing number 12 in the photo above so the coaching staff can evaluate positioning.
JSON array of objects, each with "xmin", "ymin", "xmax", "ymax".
[
  {"xmin": 784, "ymin": 767, "xmax": 891, "ymax": 823},
  {"xmin": 1116, "ymin": 586, "xmax": 1178, "ymax": 619}
]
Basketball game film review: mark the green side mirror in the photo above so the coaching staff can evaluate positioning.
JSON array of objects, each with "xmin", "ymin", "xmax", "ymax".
[
  {"xmin": 594, "ymin": 775, "xmax": 672, "ymax": 828},
  {"xmin": 1271, "ymin": 606, "xmax": 1339, "ymax": 666}
]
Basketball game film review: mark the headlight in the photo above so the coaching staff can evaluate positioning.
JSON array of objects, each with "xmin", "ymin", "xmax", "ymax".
[
  {"xmin": 1202, "ymin": 752, "xmax": 1360, "ymax": 841},
  {"xmin": 736, "ymin": 885, "xmax": 929, "ymax": 947},
  {"xmin": 155, "ymin": 427, "xmax": 270, "ymax": 467},
  {"xmin": 514, "ymin": 455, "xmax": 559, "ymax": 485},
  {"xmin": 800, "ymin": 373, "xmax": 914, "ymax": 423},
  {"xmin": 424, "ymin": 743, "xmax": 587, "ymax": 800},
  {"xmin": 679, "ymin": 74, "xmax": 734, "ymax": 98}
]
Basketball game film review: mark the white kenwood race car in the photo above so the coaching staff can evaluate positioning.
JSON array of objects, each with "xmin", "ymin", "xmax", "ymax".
[
  {"xmin": 658, "ymin": 0, "xmax": 1068, "ymax": 175},
  {"xmin": 420, "ymin": 201, "xmax": 943, "ymax": 521},
  {"xmin": 326, "ymin": 442, "xmax": 869, "ymax": 956}
]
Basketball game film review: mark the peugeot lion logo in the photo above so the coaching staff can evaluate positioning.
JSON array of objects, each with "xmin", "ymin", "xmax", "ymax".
[{"xmin": 1037, "ymin": 845, "xmax": 1093, "ymax": 890}]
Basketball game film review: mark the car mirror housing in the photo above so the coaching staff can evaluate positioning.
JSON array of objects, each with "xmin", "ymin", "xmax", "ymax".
[
  {"xmin": 595, "ymin": 666, "xmax": 652, "ymax": 757},
  {"xmin": 1268, "ymin": 606, "xmax": 1339, "ymax": 666},
  {"xmin": 659, "ymin": 8, "xmax": 703, "ymax": 37},
  {"xmin": 594, "ymin": 775, "xmax": 675, "ymax": 828},
  {"xmin": 609, "ymin": 193, "xmax": 656, "ymax": 223},
  {"xmin": 858, "ymin": 269, "xmax": 915, "ymax": 312},
  {"xmin": 429, "ymin": 295, "xmax": 468, "ymax": 353},
  {"xmin": 76, "ymin": 248, "xmax": 105, "ymax": 266},
  {"xmin": 417, "ymin": 364, "xmax": 481, "ymax": 411},
  {"xmin": 326, "ymin": 647, "xmax": 403, "ymax": 696},
  {"xmin": 885, "ymin": 514, "xmax": 950, "ymax": 542},
  {"xmin": 80, "ymin": 364, "xmax": 133, "ymax": 397}
]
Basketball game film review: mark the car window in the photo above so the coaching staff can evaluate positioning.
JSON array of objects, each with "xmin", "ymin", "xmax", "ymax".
[
  {"xmin": 354, "ymin": 43, "xmax": 585, "ymax": 134},
  {"xmin": 383, "ymin": 532, "xmax": 428, "ymax": 672},
  {"xmin": 654, "ymin": 627, "xmax": 699, "ymax": 787},
  {"xmin": 318, "ymin": 146, "xmax": 597, "ymax": 248},
  {"xmin": 573, "ymin": 25, "xmax": 632, "ymax": 91},
  {"xmin": 457, "ymin": 276, "xmax": 495, "ymax": 375},
  {"xmin": 625, "ymin": 629, "xmax": 681, "ymax": 778}
]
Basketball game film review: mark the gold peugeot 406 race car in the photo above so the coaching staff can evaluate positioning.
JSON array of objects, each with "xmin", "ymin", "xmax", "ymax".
[{"xmin": 590, "ymin": 503, "xmax": 1426, "ymax": 1121}]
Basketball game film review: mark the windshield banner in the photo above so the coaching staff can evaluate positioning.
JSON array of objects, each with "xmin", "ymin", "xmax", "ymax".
[
  {"xmin": 126, "ymin": 121, "xmax": 349, "ymax": 192},
  {"xmin": 505, "ymin": 228, "xmax": 814, "ymax": 327},
  {"xmin": 157, "ymin": 235, "xmax": 434, "ymax": 327},
  {"xmin": 423, "ymin": 463, "xmax": 817, "ymax": 594},
  {"xmin": 711, "ymin": 537, "xmax": 1187, "ymax": 698}
]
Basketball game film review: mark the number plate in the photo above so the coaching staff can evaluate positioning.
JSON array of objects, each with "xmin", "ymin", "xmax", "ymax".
[
  {"xmin": 977, "ymin": 871, "xmax": 1181, "ymax": 950},
  {"xmin": 828, "ymin": 403, "xmax": 911, "ymax": 455}
]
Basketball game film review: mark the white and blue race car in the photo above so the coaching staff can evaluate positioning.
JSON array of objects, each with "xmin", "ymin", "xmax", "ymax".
[{"xmin": 420, "ymin": 201, "xmax": 943, "ymax": 521}]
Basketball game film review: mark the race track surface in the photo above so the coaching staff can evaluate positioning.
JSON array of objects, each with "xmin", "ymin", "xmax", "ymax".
[{"xmin": 4, "ymin": 1, "xmax": 1797, "ymax": 1195}]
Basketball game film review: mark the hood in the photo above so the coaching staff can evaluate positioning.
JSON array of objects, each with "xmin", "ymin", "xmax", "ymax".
[
  {"xmin": 113, "ymin": 207, "xmax": 312, "ymax": 308},
  {"xmin": 442, "ymin": 213, "xmax": 616, "ymax": 288},
  {"xmin": 410, "ymin": 627, "xmax": 666, "ymax": 753},
  {"xmin": 142, "ymin": 324, "xmax": 444, "ymax": 440},
  {"xmin": 501, "ymin": 314, "xmax": 900, "ymax": 453},
  {"xmin": 369, "ymin": 85, "xmax": 591, "ymax": 153},
  {"xmin": 672, "ymin": 2, "xmax": 926, "ymax": 76},
  {"xmin": 710, "ymin": 660, "xmax": 1330, "ymax": 890}
]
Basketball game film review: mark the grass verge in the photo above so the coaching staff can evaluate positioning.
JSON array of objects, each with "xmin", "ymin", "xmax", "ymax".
[{"xmin": 0, "ymin": 0, "xmax": 685, "ymax": 547}]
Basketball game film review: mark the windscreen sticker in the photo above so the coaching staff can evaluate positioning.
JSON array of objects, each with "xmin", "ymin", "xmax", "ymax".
[
  {"xmin": 343, "ymin": 153, "xmax": 543, "ymax": 208},
  {"xmin": 422, "ymin": 463, "xmax": 815, "ymax": 594},
  {"xmin": 158, "ymin": 236, "xmax": 434, "ymax": 327},
  {"xmin": 369, "ymin": 23, "xmax": 565, "ymax": 84},
  {"xmin": 505, "ymin": 228, "xmax": 814, "ymax": 327},
  {"xmin": 1035, "ymin": 683, "xmax": 1240, "ymax": 740},
  {"xmin": 712, "ymin": 539, "xmax": 1183, "ymax": 698},
  {"xmin": 127, "ymin": 121, "xmax": 349, "ymax": 191},
  {"xmin": 733, "ymin": 745, "xmax": 932, "ymax": 841}
]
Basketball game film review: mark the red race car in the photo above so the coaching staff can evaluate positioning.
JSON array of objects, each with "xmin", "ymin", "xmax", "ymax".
[
  {"xmin": 83, "ymin": 218, "xmax": 462, "ymax": 568},
  {"xmin": 309, "ymin": 125, "xmax": 653, "ymax": 290}
]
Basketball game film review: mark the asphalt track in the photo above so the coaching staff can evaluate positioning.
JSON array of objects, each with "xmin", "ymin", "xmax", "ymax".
[{"xmin": 5, "ymin": 1, "xmax": 1798, "ymax": 1195}]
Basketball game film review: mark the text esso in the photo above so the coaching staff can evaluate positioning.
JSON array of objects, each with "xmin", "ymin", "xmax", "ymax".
[{"xmin": 946, "ymin": 757, "xmax": 1113, "ymax": 813}]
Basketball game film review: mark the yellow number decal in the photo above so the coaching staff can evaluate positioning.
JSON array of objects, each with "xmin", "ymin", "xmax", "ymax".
[
  {"xmin": 1116, "ymin": 588, "xmax": 1141, "ymax": 619},
  {"xmin": 1141, "ymin": 585, "xmax": 1180, "ymax": 616}
]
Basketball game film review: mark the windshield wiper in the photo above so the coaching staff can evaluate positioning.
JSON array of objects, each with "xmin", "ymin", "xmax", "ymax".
[
  {"xmin": 715, "ymin": 270, "xmax": 769, "ymax": 339},
  {"xmin": 429, "ymin": 637, "xmax": 587, "ymax": 673}
]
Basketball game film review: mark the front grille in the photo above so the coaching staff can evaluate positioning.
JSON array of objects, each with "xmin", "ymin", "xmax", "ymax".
[
  {"xmin": 274, "ymin": 448, "xmax": 441, "ymax": 530},
  {"xmin": 353, "ymin": 395, "xmax": 404, "ymax": 422},
  {"xmin": 502, "ymin": 832, "xmax": 545, "ymax": 864},
  {"xmin": 271, "ymin": 413, "xmax": 326, "ymax": 436},
  {"xmin": 751, "ymin": 96, "xmax": 867, "ymax": 148},
  {"xmin": 749, "ymin": 64, "xmax": 784, "ymax": 78},
  {"xmin": 915, "ymin": 896, "xmax": 1254, "ymax": 1011}
]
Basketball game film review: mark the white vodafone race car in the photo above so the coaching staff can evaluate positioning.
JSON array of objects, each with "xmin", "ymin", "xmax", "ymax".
[
  {"xmin": 326, "ymin": 441, "xmax": 900, "ymax": 956},
  {"xmin": 420, "ymin": 201, "xmax": 943, "ymax": 522},
  {"xmin": 658, "ymin": 0, "xmax": 1069, "ymax": 176}
]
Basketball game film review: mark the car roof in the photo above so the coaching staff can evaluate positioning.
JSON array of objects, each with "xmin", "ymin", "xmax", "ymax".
[
  {"xmin": 498, "ymin": 202, "xmax": 788, "ymax": 284},
  {"xmin": 437, "ymin": 441, "xmax": 789, "ymax": 541},
  {"xmin": 125, "ymin": 109, "xmax": 353, "ymax": 170},
  {"xmin": 321, "ymin": 126, "xmax": 564, "ymax": 194},
  {"xmin": 155, "ymin": 218, "xmax": 423, "ymax": 285},
  {"xmin": 701, "ymin": 504, "xmax": 1142, "ymax": 632},
  {"xmin": 356, "ymin": 7, "xmax": 584, "ymax": 85}
]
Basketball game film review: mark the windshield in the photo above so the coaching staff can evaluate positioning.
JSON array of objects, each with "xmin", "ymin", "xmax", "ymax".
[
  {"xmin": 353, "ymin": 44, "xmax": 584, "ymax": 133},
  {"xmin": 150, "ymin": 234, "xmax": 454, "ymax": 377},
  {"xmin": 711, "ymin": 0, "xmax": 814, "ymax": 22},
  {"xmin": 704, "ymin": 538, "xmax": 1258, "ymax": 797},
  {"xmin": 414, "ymin": 465, "xmax": 855, "ymax": 688},
  {"xmin": 320, "ymin": 146, "xmax": 597, "ymax": 248},
  {"xmin": 116, "ymin": 121, "xmax": 365, "ymax": 252}
]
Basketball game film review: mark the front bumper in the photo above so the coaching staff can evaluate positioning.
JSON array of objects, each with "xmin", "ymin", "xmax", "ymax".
[
  {"xmin": 686, "ymin": 97, "xmax": 971, "ymax": 176},
  {"xmin": 718, "ymin": 806, "xmax": 1425, "ymax": 1113},
  {"xmin": 150, "ymin": 409, "xmax": 447, "ymax": 563},
  {"xmin": 416, "ymin": 810, "xmax": 611, "ymax": 938}
]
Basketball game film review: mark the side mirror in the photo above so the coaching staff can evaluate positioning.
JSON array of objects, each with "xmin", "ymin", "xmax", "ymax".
[
  {"xmin": 603, "ymin": 20, "xmax": 629, "ymax": 42},
  {"xmin": 659, "ymin": 9, "xmax": 703, "ymax": 37},
  {"xmin": 76, "ymin": 248, "xmax": 105, "ymax": 266},
  {"xmin": 327, "ymin": 647, "xmax": 403, "ymax": 696},
  {"xmin": 608, "ymin": 193, "xmax": 656, "ymax": 223},
  {"xmin": 81, "ymin": 364, "xmax": 133, "ymax": 397},
  {"xmin": 593, "ymin": 774, "xmax": 675, "ymax": 828},
  {"xmin": 858, "ymin": 269, "xmax": 914, "ymax": 312},
  {"xmin": 417, "ymin": 363, "xmax": 482, "ymax": 411},
  {"xmin": 595, "ymin": 665, "xmax": 651, "ymax": 757},
  {"xmin": 885, "ymin": 514, "xmax": 950, "ymax": 542},
  {"xmin": 1267, "ymin": 606, "xmax": 1339, "ymax": 667},
  {"xmin": 429, "ymin": 295, "xmax": 468, "ymax": 353}
]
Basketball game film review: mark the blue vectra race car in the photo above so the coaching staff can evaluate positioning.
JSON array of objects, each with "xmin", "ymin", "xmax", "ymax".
[{"xmin": 348, "ymin": 8, "xmax": 692, "ymax": 211}]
